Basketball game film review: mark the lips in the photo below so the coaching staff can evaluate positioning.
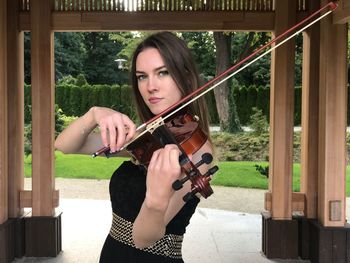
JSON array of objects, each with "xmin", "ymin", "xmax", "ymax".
[{"xmin": 148, "ymin": 97, "xmax": 162, "ymax": 104}]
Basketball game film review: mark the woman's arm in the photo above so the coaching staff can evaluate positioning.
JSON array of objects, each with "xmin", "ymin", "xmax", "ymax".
[
  {"xmin": 132, "ymin": 141, "xmax": 213, "ymax": 248},
  {"xmin": 54, "ymin": 106, "xmax": 136, "ymax": 155}
]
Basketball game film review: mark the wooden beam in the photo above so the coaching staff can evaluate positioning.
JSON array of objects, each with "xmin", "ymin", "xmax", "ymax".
[
  {"xmin": 31, "ymin": 0, "xmax": 56, "ymax": 216},
  {"xmin": 0, "ymin": 0, "xmax": 8, "ymax": 224},
  {"xmin": 268, "ymin": 0, "xmax": 296, "ymax": 220},
  {"xmin": 264, "ymin": 192, "xmax": 306, "ymax": 213},
  {"xmin": 7, "ymin": 0, "xmax": 25, "ymax": 219},
  {"xmin": 318, "ymin": 7, "xmax": 348, "ymax": 227},
  {"xmin": 19, "ymin": 11, "xmax": 276, "ymax": 31},
  {"xmin": 333, "ymin": 0, "xmax": 350, "ymax": 24},
  {"xmin": 300, "ymin": 0, "xmax": 320, "ymax": 219}
]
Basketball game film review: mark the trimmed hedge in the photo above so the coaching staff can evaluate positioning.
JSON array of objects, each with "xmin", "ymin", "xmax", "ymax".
[
  {"xmin": 24, "ymin": 84, "xmax": 307, "ymax": 126},
  {"xmin": 233, "ymin": 85, "xmax": 302, "ymax": 126}
]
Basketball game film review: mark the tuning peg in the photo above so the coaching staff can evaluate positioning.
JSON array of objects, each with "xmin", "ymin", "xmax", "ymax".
[
  {"xmin": 172, "ymin": 169, "xmax": 197, "ymax": 191},
  {"xmin": 183, "ymin": 192, "xmax": 193, "ymax": 202},
  {"xmin": 172, "ymin": 177, "xmax": 187, "ymax": 190},
  {"xmin": 194, "ymin": 153, "xmax": 213, "ymax": 168},
  {"xmin": 203, "ymin": 165, "xmax": 219, "ymax": 177}
]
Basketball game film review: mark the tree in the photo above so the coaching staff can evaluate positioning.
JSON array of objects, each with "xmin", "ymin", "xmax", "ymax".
[
  {"xmin": 82, "ymin": 32, "xmax": 128, "ymax": 84},
  {"xmin": 55, "ymin": 32, "xmax": 86, "ymax": 81},
  {"xmin": 24, "ymin": 32, "xmax": 31, "ymax": 84},
  {"xmin": 212, "ymin": 31, "xmax": 271, "ymax": 132},
  {"xmin": 181, "ymin": 32, "xmax": 216, "ymax": 80},
  {"xmin": 213, "ymin": 32, "xmax": 241, "ymax": 132}
]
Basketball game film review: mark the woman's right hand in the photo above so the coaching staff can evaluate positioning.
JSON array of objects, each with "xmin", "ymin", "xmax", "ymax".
[{"xmin": 92, "ymin": 106, "xmax": 136, "ymax": 152}]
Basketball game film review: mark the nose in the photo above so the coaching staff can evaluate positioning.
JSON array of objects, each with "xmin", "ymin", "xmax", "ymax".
[{"xmin": 146, "ymin": 76, "xmax": 159, "ymax": 93}]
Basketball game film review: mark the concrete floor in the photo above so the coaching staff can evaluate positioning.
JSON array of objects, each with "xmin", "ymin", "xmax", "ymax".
[{"xmin": 13, "ymin": 198, "xmax": 310, "ymax": 263}]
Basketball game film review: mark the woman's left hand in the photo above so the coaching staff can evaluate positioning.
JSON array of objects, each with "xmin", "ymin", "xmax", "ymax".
[{"xmin": 145, "ymin": 144, "xmax": 182, "ymax": 212}]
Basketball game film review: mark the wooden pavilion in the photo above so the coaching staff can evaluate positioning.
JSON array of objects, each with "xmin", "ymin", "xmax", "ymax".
[{"xmin": 0, "ymin": 0, "xmax": 349, "ymax": 262}]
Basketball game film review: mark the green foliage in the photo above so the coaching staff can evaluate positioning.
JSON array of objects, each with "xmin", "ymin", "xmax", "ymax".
[
  {"xmin": 248, "ymin": 107, "xmax": 269, "ymax": 135},
  {"xmin": 82, "ymin": 32, "xmax": 128, "ymax": 84},
  {"xmin": 24, "ymin": 105, "xmax": 65, "ymax": 157},
  {"xmin": 55, "ymin": 105, "xmax": 65, "ymax": 138},
  {"xmin": 69, "ymin": 85, "xmax": 82, "ymax": 116},
  {"xmin": 211, "ymin": 131, "xmax": 307, "ymax": 164},
  {"xmin": 55, "ymin": 32, "xmax": 86, "ymax": 81},
  {"xmin": 75, "ymin": 74, "xmax": 88, "ymax": 86},
  {"xmin": 61, "ymin": 115, "xmax": 78, "ymax": 130},
  {"xmin": 181, "ymin": 32, "xmax": 216, "ymax": 79},
  {"xmin": 24, "ymin": 124, "xmax": 32, "ymax": 157},
  {"xmin": 26, "ymin": 83, "xmax": 306, "ymax": 131},
  {"xmin": 24, "ymin": 32, "xmax": 31, "ymax": 84},
  {"xmin": 110, "ymin": 32, "xmax": 144, "ymax": 70},
  {"xmin": 211, "ymin": 132, "xmax": 270, "ymax": 162},
  {"xmin": 227, "ymin": 98, "xmax": 242, "ymax": 133},
  {"xmin": 231, "ymin": 32, "xmax": 272, "ymax": 86},
  {"xmin": 204, "ymin": 90, "xmax": 219, "ymax": 124},
  {"xmin": 254, "ymin": 164, "xmax": 269, "ymax": 178},
  {"xmin": 57, "ymin": 75, "xmax": 76, "ymax": 85},
  {"xmin": 24, "ymin": 84, "xmax": 31, "ymax": 124},
  {"xmin": 55, "ymin": 84, "xmax": 137, "ymax": 120}
]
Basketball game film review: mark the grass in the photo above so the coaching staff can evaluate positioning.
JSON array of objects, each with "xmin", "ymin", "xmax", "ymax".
[
  {"xmin": 212, "ymin": 161, "xmax": 299, "ymax": 191},
  {"xmin": 25, "ymin": 152, "xmax": 128, "ymax": 180},
  {"xmin": 24, "ymin": 152, "xmax": 350, "ymax": 196}
]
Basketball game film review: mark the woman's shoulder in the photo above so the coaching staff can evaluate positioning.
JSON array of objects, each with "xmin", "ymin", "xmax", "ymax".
[
  {"xmin": 192, "ymin": 140, "xmax": 213, "ymax": 163},
  {"xmin": 113, "ymin": 160, "xmax": 142, "ymax": 174}
]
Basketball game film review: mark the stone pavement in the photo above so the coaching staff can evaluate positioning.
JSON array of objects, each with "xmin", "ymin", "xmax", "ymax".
[{"xmin": 13, "ymin": 179, "xmax": 315, "ymax": 263}]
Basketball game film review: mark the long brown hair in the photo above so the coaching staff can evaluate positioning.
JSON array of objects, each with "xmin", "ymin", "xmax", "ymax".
[{"xmin": 130, "ymin": 32, "xmax": 211, "ymax": 139}]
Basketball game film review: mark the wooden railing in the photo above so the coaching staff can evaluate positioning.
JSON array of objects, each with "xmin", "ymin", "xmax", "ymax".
[{"xmin": 19, "ymin": 0, "xmax": 308, "ymax": 12}]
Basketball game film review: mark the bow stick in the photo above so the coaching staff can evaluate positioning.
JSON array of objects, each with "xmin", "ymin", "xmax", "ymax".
[{"xmin": 92, "ymin": 1, "xmax": 338, "ymax": 157}]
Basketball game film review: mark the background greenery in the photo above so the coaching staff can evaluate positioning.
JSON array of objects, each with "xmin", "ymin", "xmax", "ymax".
[
  {"xmin": 23, "ymin": 152, "xmax": 350, "ymax": 196},
  {"xmin": 24, "ymin": 82, "xmax": 306, "ymax": 126}
]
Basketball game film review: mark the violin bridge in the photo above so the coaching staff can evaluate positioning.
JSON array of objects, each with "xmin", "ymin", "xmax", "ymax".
[{"xmin": 146, "ymin": 117, "xmax": 164, "ymax": 134}]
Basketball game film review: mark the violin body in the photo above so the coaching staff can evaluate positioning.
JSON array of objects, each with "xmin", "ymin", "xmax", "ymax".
[{"xmin": 126, "ymin": 113, "xmax": 217, "ymax": 201}]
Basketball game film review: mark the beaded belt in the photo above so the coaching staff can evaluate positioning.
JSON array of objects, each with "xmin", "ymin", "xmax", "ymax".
[{"xmin": 109, "ymin": 212, "xmax": 183, "ymax": 259}]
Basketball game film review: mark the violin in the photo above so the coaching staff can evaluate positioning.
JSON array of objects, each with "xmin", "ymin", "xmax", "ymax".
[
  {"xmin": 94, "ymin": 111, "xmax": 218, "ymax": 202},
  {"xmin": 125, "ymin": 112, "xmax": 218, "ymax": 201}
]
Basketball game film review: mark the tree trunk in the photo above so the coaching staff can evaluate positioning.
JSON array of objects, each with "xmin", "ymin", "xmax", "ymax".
[{"xmin": 213, "ymin": 32, "xmax": 241, "ymax": 132}]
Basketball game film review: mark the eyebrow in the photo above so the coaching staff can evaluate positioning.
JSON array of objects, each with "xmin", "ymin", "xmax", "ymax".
[{"xmin": 136, "ymin": 65, "xmax": 167, "ymax": 74}]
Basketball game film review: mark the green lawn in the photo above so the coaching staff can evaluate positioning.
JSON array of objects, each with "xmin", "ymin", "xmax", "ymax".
[{"xmin": 24, "ymin": 152, "xmax": 350, "ymax": 196}]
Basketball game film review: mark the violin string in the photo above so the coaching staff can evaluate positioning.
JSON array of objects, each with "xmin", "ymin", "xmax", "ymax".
[{"xmin": 160, "ymin": 9, "xmax": 334, "ymax": 123}]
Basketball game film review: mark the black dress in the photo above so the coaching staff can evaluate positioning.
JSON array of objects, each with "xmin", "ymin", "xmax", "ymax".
[{"xmin": 99, "ymin": 161, "xmax": 200, "ymax": 263}]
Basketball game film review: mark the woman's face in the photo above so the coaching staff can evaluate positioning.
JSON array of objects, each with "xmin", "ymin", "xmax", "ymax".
[{"xmin": 136, "ymin": 48, "xmax": 182, "ymax": 115}]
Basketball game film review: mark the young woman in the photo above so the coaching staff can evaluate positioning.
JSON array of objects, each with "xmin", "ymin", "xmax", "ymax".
[{"xmin": 55, "ymin": 31, "xmax": 213, "ymax": 263}]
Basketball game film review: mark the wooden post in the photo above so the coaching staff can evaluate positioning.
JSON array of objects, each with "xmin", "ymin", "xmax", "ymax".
[
  {"xmin": 300, "ymin": 0, "xmax": 320, "ymax": 220},
  {"xmin": 7, "ymin": 0, "xmax": 25, "ymax": 219},
  {"xmin": 318, "ymin": 6, "xmax": 348, "ymax": 227},
  {"xmin": 0, "ymin": 0, "xmax": 12, "ymax": 262},
  {"xmin": 297, "ymin": 1, "xmax": 321, "ymax": 259},
  {"xmin": 30, "ymin": 0, "xmax": 56, "ymax": 217},
  {"xmin": 268, "ymin": 0, "xmax": 296, "ymax": 221},
  {"xmin": 0, "ymin": 0, "xmax": 8, "ymax": 226},
  {"xmin": 27, "ymin": 0, "xmax": 62, "ymax": 257},
  {"xmin": 262, "ymin": 0, "xmax": 299, "ymax": 259}
]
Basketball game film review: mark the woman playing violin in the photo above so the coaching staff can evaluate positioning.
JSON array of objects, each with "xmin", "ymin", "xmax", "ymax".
[{"xmin": 55, "ymin": 31, "xmax": 213, "ymax": 263}]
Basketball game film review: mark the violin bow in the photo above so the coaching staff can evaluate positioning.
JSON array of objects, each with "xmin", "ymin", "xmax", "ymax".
[{"xmin": 92, "ymin": 1, "xmax": 338, "ymax": 157}]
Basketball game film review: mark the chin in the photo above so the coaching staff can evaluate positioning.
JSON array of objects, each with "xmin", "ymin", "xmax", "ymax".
[{"xmin": 149, "ymin": 106, "xmax": 168, "ymax": 116}]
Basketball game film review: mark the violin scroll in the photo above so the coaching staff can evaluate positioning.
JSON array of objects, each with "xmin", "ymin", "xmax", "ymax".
[
  {"xmin": 172, "ymin": 152, "xmax": 218, "ymax": 202},
  {"xmin": 172, "ymin": 152, "xmax": 214, "ymax": 190},
  {"xmin": 182, "ymin": 165, "xmax": 218, "ymax": 202}
]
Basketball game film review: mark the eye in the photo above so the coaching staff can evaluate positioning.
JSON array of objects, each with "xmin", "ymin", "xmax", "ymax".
[
  {"xmin": 136, "ymin": 74, "xmax": 147, "ymax": 81},
  {"xmin": 158, "ymin": 70, "xmax": 169, "ymax": 77}
]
